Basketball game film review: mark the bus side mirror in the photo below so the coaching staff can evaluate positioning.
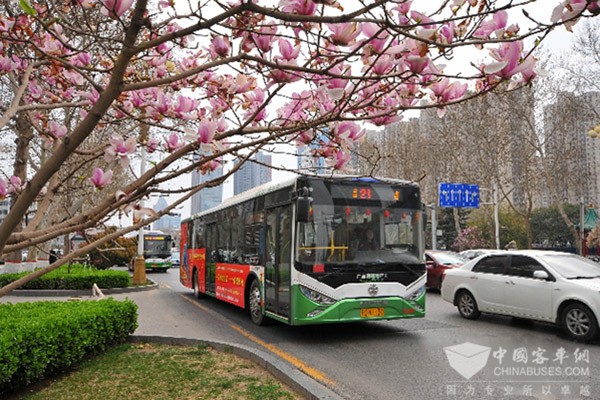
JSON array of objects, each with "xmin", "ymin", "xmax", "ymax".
[{"xmin": 296, "ymin": 197, "xmax": 311, "ymax": 222}]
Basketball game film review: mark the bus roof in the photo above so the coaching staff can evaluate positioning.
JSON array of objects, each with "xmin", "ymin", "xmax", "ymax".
[
  {"xmin": 183, "ymin": 174, "xmax": 418, "ymax": 223},
  {"xmin": 124, "ymin": 229, "xmax": 170, "ymax": 238}
]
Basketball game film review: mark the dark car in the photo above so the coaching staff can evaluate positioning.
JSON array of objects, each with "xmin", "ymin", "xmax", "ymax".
[{"xmin": 425, "ymin": 250, "xmax": 467, "ymax": 291}]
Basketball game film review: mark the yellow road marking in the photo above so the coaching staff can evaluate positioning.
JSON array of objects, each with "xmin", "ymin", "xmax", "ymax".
[
  {"xmin": 180, "ymin": 295, "xmax": 336, "ymax": 387},
  {"xmin": 229, "ymin": 324, "xmax": 336, "ymax": 387}
]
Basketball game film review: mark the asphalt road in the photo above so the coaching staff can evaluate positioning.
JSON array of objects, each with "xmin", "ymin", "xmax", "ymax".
[{"xmin": 5, "ymin": 269, "xmax": 600, "ymax": 400}]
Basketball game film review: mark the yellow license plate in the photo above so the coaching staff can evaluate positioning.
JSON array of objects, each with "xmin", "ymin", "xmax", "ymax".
[{"xmin": 360, "ymin": 307, "xmax": 384, "ymax": 318}]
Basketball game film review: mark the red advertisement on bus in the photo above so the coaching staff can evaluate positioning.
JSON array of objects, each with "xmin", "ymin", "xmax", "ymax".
[{"xmin": 215, "ymin": 263, "xmax": 250, "ymax": 307}]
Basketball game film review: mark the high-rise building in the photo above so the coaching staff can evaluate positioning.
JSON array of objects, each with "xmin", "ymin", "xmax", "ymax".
[
  {"xmin": 357, "ymin": 86, "xmax": 537, "ymax": 209},
  {"xmin": 152, "ymin": 196, "xmax": 181, "ymax": 231},
  {"xmin": 233, "ymin": 152, "xmax": 272, "ymax": 195},
  {"xmin": 190, "ymin": 152, "xmax": 224, "ymax": 215},
  {"xmin": 544, "ymin": 91, "xmax": 600, "ymax": 207},
  {"xmin": 297, "ymin": 130, "xmax": 327, "ymax": 174},
  {"xmin": 0, "ymin": 199, "xmax": 9, "ymax": 225}
]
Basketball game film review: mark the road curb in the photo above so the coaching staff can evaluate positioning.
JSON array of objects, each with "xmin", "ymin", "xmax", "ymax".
[
  {"xmin": 7, "ymin": 281, "xmax": 159, "ymax": 297},
  {"xmin": 128, "ymin": 335, "xmax": 344, "ymax": 400}
]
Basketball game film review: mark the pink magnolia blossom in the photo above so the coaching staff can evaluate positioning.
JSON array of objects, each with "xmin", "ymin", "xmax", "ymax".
[
  {"xmin": 89, "ymin": 167, "xmax": 113, "ymax": 190},
  {"xmin": 197, "ymin": 120, "xmax": 217, "ymax": 144},
  {"xmin": 0, "ymin": 178, "xmax": 6, "ymax": 199},
  {"xmin": 335, "ymin": 121, "xmax": 365, "ymax": 143},
  {"xmin": 48, "ymin": 121, "xmax": 67, "ymax": 139},
  {"xmin": 200, "ymin": 159, "xmax": 222, "ymax": 175},
  {"xmin": 280, "ymin": 0, "xmax": 317, "ymax": 15},
  {"xmin": 296, "ymin": 130, "xmax": 315, "ymax": 146},
  {"xmin": 78, "ymin": 88, "xmax": 100, "ymax": 105},
  {"xmin": 174, "ymin": 95, "xmax": 199, "ymax": 119},
  {"xmin": 438, "ymin": 22, "xmax": 457, "ymax": 45},
  {"xmin": 394, "ymin": 0, "xmax": 412, "ymax": 15},
  {"xmin": 252, "ymin": 25, "xmax": 278, "ymax": 52},
  {"xmin": 473, "ymin": 10, "xmax": 508, "ymax": 39},
  {"xmin": 551, "ymin": 0, "xmax": 588, "ymax": 31},
  {"xmin": 269, "ymin": 60, "xmax": 301, "ymax": 84},
  {"xmin": 28, "ymin": 80, "xmax": 43, "ymax": 100},
  {"xmin": 410, "ymin": 11, "xmax": 435, "ymax": 28},
  {"xmin": 430, "ymin": 78, "xmax": 468, "ymax": 103},
  {"xmin": 216, "ymin": 119, "xmax": 228, "ymax": 133},
  {"xmin": 483, "ymin": 41, "xmax": 536, "ymax": 83},
  {"xmin": 360, "ymin": 23, "xmax": 389, "ymax": 56},
  {"xmin": 146, "ymin": 137, "xmax": 159, "ymax": 153},
  {"xmin": 318, "ymin": 64, "xmax": 349, "ymax": 100},
  {"xmin": 164, "ymin": 133, "xmax": 183, "ymax": 152},
  {"xmin": 101, "ymin": 0, "xmax": 135, "ymax": 19},
  {"xmin": 327, "ymin": 22, "xmax": 361, "ymax": 46},
  {"xmin": 371, "ymin": 55, "xmax": 394, "ymax": 75},
  {"xmin": 105, "ymin": 135, "xmax": 136, "ymax": 167},
  {"xmin": 210, "ymin": 35, "xmax": 231, "ymax": 58},
  {"xmin": 222, "ymin": 74, "xmax": 256, "ymax": 94},
  {"xmin": 72, "ymin": 52, "xmax": 91, "ymax": 67},
  {"xmin": 0, "ymin": 16, "xmax": 15, "ymax": 33},
  {"xmin": 63, "ymin": 69, "xmax": 84, "ymax": 85},
  {"xmin": 7, "ymin": 176, "xmax": 23, "ymax": 194},
  {"xmin": 326, "ymin": 150, "xmax": 351, "ymax": 170},
  {"xmin": 278, "ymin": 39, "xmax": 301, "ymax": 61},
  {"xmin": 589, "ymin": 1, "xmax": 600, "ymax": 15}
]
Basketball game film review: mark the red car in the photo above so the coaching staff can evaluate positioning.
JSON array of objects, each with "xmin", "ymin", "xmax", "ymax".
[{"xmin": 425, "ymin": 250, "xmax": 467, "ymax": 291}]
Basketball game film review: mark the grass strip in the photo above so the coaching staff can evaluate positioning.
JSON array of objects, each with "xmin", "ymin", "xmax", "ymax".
[{"xmin": 17, "ymin": 343, "xmax": 302, "ymax": 400}]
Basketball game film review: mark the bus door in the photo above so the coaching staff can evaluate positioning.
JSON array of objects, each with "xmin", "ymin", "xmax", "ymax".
[
  {"xmin": 265, "ymin": 205, "xmax": 292, "ymax": 318},
  {"xmin": 205, "ymin": 222, "xmax": 218, "ymax": 296}
]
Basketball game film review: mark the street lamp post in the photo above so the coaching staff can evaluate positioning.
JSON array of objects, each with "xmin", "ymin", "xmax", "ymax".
[
  {"xmin": 132, "ymin": 127, "xmax": 148, "ymax": 285},
  {"xmin": 427, "ymin": 204, "xmax": 437, "ymax": 250},
  {"xmin": 480, "ymin": 186, "xmax": 500, "ymax": 250},
  {"xmin": 580, "ymin": 196, "xmax": 585, "ymax": 256}
]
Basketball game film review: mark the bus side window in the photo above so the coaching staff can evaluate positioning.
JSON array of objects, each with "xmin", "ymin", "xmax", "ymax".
[
  {"xmin": 207, "ymin": 224, "xmax": 219, "ymax": 263},
  {"xmin": 192, "ymin": 221, "xmax": 205, "ymax": 249}
]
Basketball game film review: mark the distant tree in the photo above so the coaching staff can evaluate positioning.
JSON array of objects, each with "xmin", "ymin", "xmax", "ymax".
[
  {"xmin": 435, "ymin": 208, "xmax": 469, "ymax": 250},
  {"xmin": 531, "ymin": 204, "xmax": 580, "ymax": 248},
  {"xmin": 498, "ymin": 207, "xmax": 528, "ymax": 249},
  {"xmin": 452, "ymin": 226, "xmax": 488, "ymax": 252},
  {"xmin": 87, "ymin": 228, "xmax": 137, "ymax": 270}
]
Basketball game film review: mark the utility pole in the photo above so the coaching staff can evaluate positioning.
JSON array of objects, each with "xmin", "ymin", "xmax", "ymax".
[
  {"xmin": 430, "ymin": 205, "xmax": 437, "ymax": 250},
  {"xmin": 493, "ymin": 184, "xmax": 500, "ymax": 250}
]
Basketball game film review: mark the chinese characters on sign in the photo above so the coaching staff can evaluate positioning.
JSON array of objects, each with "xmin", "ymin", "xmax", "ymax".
[{"xmin": 444, "ymin": 343, "xmax": 592, "ymax": 398}]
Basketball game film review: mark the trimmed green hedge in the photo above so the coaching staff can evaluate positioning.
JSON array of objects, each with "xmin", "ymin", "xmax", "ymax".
[
  {"xmin": 0, "ymin": 264, "xmax": 131, "ymax": 290},
  {"xmin": 0, "ymin": 299, "xmax": 138, "ymax": 395}
]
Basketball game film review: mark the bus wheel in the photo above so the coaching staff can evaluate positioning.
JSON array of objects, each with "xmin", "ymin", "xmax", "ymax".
[
  {"xmin": 249, "ymin": 279, "xmax": 266, "ymax": 325},
  {"xmin": 193, "ymin": 270, "xmax": 201, "ymax": 299}
]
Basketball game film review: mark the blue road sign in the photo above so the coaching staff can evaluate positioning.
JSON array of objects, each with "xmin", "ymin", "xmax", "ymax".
[{"xmin": 439, "ymin": 183, "xmax": 480, "ymax": 208}]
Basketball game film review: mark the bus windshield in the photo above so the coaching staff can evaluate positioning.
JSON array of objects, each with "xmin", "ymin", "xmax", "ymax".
[
  {"xmin": 144, "ymin": 236, "xmax": 172, "ymax": 258},
  {"xmin": 295, "ymin": 181, "xmax": 423, "ymax": 267}
]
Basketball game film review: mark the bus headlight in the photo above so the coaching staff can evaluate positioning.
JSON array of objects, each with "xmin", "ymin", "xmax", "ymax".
[
  {"xmin": 406, "ymin": 286, "xmax": 425, "ymax": 302},
  {"xmin": 300, "ymin": 285, "xmax": 336, "ymax": 305}
]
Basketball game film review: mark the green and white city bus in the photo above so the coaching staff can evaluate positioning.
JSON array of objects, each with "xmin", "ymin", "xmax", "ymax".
[
  {"xmin": 180, "ymin": 175, "xmax": 426, "ymax": 325},
  {"xmin": 129, "ymin": 230, "xmax": 173, "ymax": 272}
]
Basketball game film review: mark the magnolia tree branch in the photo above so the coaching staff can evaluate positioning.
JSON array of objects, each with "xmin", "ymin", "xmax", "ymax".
[{"xmin": 0, "ymin": 0, "xmax": 597, "ymax": 294}]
